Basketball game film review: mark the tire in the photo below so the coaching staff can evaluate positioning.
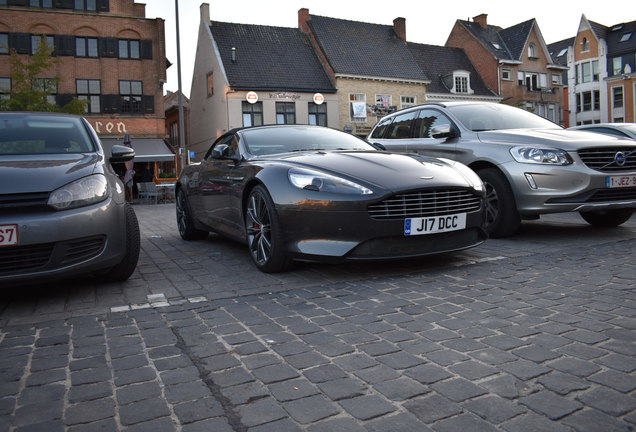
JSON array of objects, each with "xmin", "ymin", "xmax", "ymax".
[
  {"xmin": 103, "ymin": 203, "xmax": 140, "ymax": 282},
  {"xmin": 176, "ymin": 188, "xmax": 208, "ymax": 240},
  {"xmin": 579, "ymin": 208, "xmax": 634, "ymax": 227},
  {"xmin": 478, "ymin": 168, "xmax": 521, "ymax": 238},
  {"xmin": 245, "ymin": 185, "xmax": 294, "ymax": 273}
]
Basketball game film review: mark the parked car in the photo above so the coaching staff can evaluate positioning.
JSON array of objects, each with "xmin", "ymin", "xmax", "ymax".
[
  {"xmin": 568, "ymin": 123, "xmax": 636, "ymax": 140},
  {"xmin": 0, "ymin": 112, "xmax": 140, "ymax": 285},
  {"xmin": 368, "ymin": 102, "xmax": 636, "ymax": 237},
  {"xmin": 176, "ymin": 125, "xmax": 487, "ymax": 272}
]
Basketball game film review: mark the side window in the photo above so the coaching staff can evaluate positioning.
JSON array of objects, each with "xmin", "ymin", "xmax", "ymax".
[
  {"xmin": 370, "ymin": 116, "xmax": 394, "ymax": 138},
  {"xmin": 416, "ymin": 109, "xmax": 453, "ymax": 138},
  {"xmin": 385, "ymin": 111, "xmax": 418, "ymax": 139}
]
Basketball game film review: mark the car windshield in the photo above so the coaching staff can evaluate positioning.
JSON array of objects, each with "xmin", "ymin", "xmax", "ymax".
[
  {"xmin": 242, "ymin": 126, "xmax": 376, "ymax": 156},
  {"xmin": 447, "ymin": 103, "xmax": 563, "ymax": 132},
  {"xmin": 0, "ymin": 114, "xmax": 95, "ymax": 155}
]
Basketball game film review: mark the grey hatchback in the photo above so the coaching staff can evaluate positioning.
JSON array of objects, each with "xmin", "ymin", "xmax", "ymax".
[
  {"xmin": 368, "ymin": 102, "xmax": 636, "ymax": 237},
  {"xmin": 0, "ymin": 112, "xmax": 140, "ymax": 285}
]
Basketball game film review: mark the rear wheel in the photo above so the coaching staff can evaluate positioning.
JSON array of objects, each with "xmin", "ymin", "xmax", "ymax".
[
  {"xmin": 478, "ymin": 168, "xmax": 521, "ymax": 238},
  {"xmin": 176, "ymin": 188, "xmax": 208, "ymax": 240},
  {"xmin": 103, "ymin": 203, "xmax": 140, "ymax": 282},
  {"xmin": 245, "ymin": 185, "xmax": 293, "ymax": 273},
  {"xmin": 579, "ymin": 209, "xmax": 634, "ymax": 227}
]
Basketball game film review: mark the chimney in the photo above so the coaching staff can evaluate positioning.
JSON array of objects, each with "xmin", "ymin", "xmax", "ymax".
[
  {"xmin": 473, "ymin": 14, "xmax": 488, "ymax": 28},
  {"xmin": 393, "ymin": 17, "xmax": 406, "ymax": 41},
  {"xmin": 200, "ymin": 3, "xmax": 210, "ymax": 23},
  {"xmin": 298, "ymin": 8, "xmax": 310, "ymax": 33}
]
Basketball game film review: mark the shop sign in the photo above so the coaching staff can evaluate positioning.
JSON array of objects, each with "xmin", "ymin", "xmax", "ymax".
[
  {"xmin": 246, "ymin": 91, "xmax": 259, "ymax": 104},
  {"xmin": 269, "ymin": 92, "xmax": 300, "ymax": 101},
  {"xmin": 91, "ymin": 121, "xmax": 128, "ymax": 134}
]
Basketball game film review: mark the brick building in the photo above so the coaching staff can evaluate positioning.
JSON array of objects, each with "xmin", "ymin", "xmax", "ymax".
[
  {"xmin": 0, "ymin": 0, "xmax": 175, "ymax": 176},
  {"xmin": 446, "ymin": 14, "xmax": 567, "ymax": 124}
]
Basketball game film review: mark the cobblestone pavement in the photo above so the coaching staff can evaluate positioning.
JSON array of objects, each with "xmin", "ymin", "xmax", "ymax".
[{"xmin": 1, "ymin": 204, "xmax": 635, "ymax": 431}]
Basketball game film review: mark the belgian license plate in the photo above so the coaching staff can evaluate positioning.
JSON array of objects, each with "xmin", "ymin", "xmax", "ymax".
[
  {"xmin": 404, "ymin": 213, "xmax": 467, "ymax": 236},
  {"xmin": 0, "ymin": 224, "xmax": 18, "ymax": 246},
  {"xmin": 606, "ymin": 175, "xmax": 636, "ymax": 188}
]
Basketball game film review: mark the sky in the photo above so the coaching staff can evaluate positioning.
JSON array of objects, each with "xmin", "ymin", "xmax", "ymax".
[{"xmin": 144, "ymin": 0, "xmax": 634, "ymax": 97}]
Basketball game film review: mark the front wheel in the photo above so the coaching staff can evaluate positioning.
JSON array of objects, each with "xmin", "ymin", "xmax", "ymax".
[
  {"xmin": 478, "ymin": 168, "xmax": 521, "ymax": 238},
  {"xmin": 579, "ymin": 209, "xmax": 634, "ymax": 227},
  {"xmin": 245, "ymin": 185, "xmax": 294, "ymax": 273},
  {"xmin": 103, "ymin": 203, "xmax": 140, "ymax": 282}
]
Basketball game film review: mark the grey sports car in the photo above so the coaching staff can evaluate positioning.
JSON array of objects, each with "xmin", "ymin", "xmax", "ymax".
[
  {"xmin": 176, "ymin": 125, "xmax": 488, "ymax": 272},
  {"xmin": 0, "ymin": 112, "xmax": 140, "ymax": 285}
]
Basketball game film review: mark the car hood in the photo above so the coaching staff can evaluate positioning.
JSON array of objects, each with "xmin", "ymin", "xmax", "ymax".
[
  {"xmin": 476, "ymin": 128, "xmax": 635, "ymax": 150},
  {"xmin": 0, "ymin": 153, "xmax": 101, "ymax": 194},
  {"xmin": 276, "ymin": 151, "xmax": 475, "ymax": 191}
]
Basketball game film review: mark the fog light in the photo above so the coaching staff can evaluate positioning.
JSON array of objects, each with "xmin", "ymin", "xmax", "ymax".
[{"xmin": 524, "ymin": 173, "xmax": 537, "ymax": 189}]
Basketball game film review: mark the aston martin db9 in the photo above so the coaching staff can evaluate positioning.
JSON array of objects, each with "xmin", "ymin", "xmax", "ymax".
[
  {"xmin": 0, "ymin": 112, "xmax": 140, "ymax": 285},
  {"xmin": 176, "ymin": 125, "xmax": 487, "ymax": 272}
]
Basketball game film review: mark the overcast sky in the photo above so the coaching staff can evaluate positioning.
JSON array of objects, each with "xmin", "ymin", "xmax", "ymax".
[{"xmin": 144, "ymin": 0, "xmax": 634, "ymax": 97}]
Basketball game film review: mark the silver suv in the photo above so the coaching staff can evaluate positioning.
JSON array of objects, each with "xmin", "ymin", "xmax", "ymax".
[{"xmin": 368, "ymin": 102, "xmax": 636, "ymax": 237}]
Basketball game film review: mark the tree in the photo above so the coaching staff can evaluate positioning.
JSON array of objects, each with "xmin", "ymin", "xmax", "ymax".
[{"xmin": 0, "ymin": 36, "xmax": 86, "ymax": 114}]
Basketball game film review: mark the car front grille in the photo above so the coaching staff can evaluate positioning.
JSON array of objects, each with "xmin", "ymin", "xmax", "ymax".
[
  {"xmin": 0, "ymin": 192, "xmax": 50, "ymax": 212},
  {"xmin": 0, "ymin": 236, "xmax": 106, "ymax": 276},
  {"xmin": 368, "ymin": 189, "xmax": 482, "ymax": 220},
  {"xmin": 578, "ymin": 148, "xmax": 636, "ymax": 172}
]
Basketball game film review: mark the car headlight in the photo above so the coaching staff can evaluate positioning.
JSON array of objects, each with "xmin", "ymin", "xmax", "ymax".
[
  {"xmin": 438, "ymin": 159, "xmax": 484, "ymax": 192},
  {"xmin": 48, "ymin": 174, "xmax": 109, "ymax": 210},
  {"xmin": 288, "ymin": 167, "xmax": 372, "ymax": 195},
  {"xmin": 510, "ymin": 146, "xmax": 572, "ymax": 165}
]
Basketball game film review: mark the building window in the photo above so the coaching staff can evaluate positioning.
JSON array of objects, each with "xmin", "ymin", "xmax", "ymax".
[
  {"xmin": 502, "ymin": 69, "xmax": 512, "ymax": 81},
  {"xmin": 520, "ymin": 72, "xmax": 540, "ymax": 91},
  {"xmin": 528, "ymin": 42, "xmax": 538, "ymax": 59},
  {"xmin": 613, "ymin": 86, "xmax": 624, "ymax": 109},
  {"xmin": 308, "ymin": 102, "xmax": 327, "ymax": 126},
  {"xmin": 118, "ymin": 39, "xmax": 140, "ymax": 59},
  {"xmin": 0, "ymin": 77, "xmax": 10, "ymax": 100},
  {"xmin": 375, "ymin": 94, "xmax": 392, "ymax": 108},
  {"xmin": 620, "ymin": 32, "xmax": 632, "ymax": 42},
  {"xmin": 454, "ymin": 76, "xmax": 468, "ymax": 93},
  {"xmin": 75, "ymin": 36, "xmax": 98, "ymax": 58},
  {"xmin": 206, "ymin": 72, "xmax": 213, "ymax": 97},
  {"xmin": 74, "ymin": 0, "xmax": 96, "ymax": 11},
  {"xmin": 581, "ymin": 37, "xmax": 589, "ymax": 52},
  {"xmin": 612, "ymin": 57, "xmax": 623, "ymax": 76},
  {"xmin": 349, "ymin": 93, "xmax": 367, "ymax": 122},
  {"xmin": 242, "ymin": 101, "xmax": 263, "ymax": 127},
  {"xmin": 30, "ymin": 0, "xmax": 53, "ymax": 6},
  {"xmin": 77, "ymin": 79, "xmax": 101, "ymax": 113},
  {"xmin": 400, "ymin": 95, "xmax": 416, "ymax": 109},
  {"xmin": 31, "ymin": 35, "xmax": 54, "ymax": 55},
  {"xmin": 32, "ymin": 78, "xmax": 56, "ymax": 104},
  {"xmin": 119, "ymin": 80, "xmax": 142, "ymax": 113},
  {"xmin": 275, "ymin": 102, "xmax": 296, "ymax": 124},
  {"xmin": 0, "ymin": 34, "xmax": 8, "ymax": 54},
  {"xmin": 592, "ymin": 60, "xmax": 599, "ymax": 81},
  {"xmin": 551, "ymin": 74, "xmax": 561, "ymax": 85}
]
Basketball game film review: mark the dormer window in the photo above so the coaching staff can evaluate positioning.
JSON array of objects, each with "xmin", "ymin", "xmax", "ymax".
[
  {"xmin": 528, "ymin": 43, "xmax": 538, "ymax": 59},
  {"xmin": 620, "ymin": 32, "xmax": 632, "ymax": 42},
  {"xmin": 451, "ymin": 71, "xmax": 473, "ymax": 94}
]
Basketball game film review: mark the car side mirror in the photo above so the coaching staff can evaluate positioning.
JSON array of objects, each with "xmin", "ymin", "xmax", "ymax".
[
  {"xmin": 370, "ymin": 142, "xmax": 386, "ymax": 151},
  {"xmin": 210, "ymin": 144, "xmax": 240, "ymax": 161},
  {"xmin": 431, "ymin": 124, "xmax": 457, "ymax": 139},
  {"xmin": 109, "ymin": 144, "xmax": 135, "ymax": 163}
]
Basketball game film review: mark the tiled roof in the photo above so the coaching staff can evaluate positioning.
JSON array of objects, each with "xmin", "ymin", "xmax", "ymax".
[
  {"xmin": 589, "ymin": 20, "xmax": 609, "ymax": 41},
  {"xmin": 606, "ymin": 20, "xmax": 636, "ymax": 55},
  {"xmin": 307, "ymin": 15, "xmax": 426, "ymax": 81},
  {"xmin": 547, "ymin": 38, "xmax": 574, "ymax": 67},
  {"xmin": 407, "ymin": 43, "xmax": 496, "ymax": 96},
  {"xmin": 209, "ymin": 21, "xmax": 336, "ymax": 93},
  {"xmin": 500, "ymin": 19, "xmax": 536, "ymax": 60}
]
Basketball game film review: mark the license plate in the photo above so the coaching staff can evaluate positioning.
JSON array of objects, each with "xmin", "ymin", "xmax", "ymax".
[
  {"xmin": 606, "ymin": 175, "xmax": 636, "ymax": 188},
  {"xmin": 404, "ymin": 213, "xmax": 467, "ymax": 236},
  {"xmin": 0, "ymin": 224, "xmax": 18, "ymax": 246}
]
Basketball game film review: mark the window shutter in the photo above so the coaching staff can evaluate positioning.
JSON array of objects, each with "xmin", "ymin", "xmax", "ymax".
[
  {"xmin": 53, "ymin": 0, "xmax": 73, "ymax": 8},
  {"xmin": 96, "ymin": 0, "xmax": 109, "ymax": 11},
  {"xmin": 56, "ymin": 94, "xmax": 74, "ymax": 108},
  {"xmin": 9, "ymin": 33, "xmax": 30, "ymax": 54},
  {"xmin": 141, "ymin": 40, "xmax": 153, "ymax": 59},
  {"xmin": 101, "ymin": 94, "xmax": 120, "ymax": 113},
  {"xmin": 8, "ymin": 0, "xmax": 28, "ymax": 6},
  {"xmin": 142, "ymin": 95, "xmax": 155, "ymax": 113},
  {"xmin": 55, "ymin": 35, "xmax": 74, "ymax": 56},
  {"xmin": 99, "ymin": 37, "xmax": 117, "ymax": 57}
]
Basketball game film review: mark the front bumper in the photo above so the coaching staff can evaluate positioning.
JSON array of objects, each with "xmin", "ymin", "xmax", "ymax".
[
  {"xmin": 0, "ymin": 198, "xmax": 128, "ymax": 284},
  {"xmin": 502, "ymin": 160, "xmax": 636, "ymax": 216}
]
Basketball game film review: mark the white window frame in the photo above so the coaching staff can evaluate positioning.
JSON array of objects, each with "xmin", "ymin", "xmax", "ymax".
[
  {"xmin": 501, "ymin": 69, "xmax": 512, "ymax": 81},
  {"xmin": 452, "ymin": 71, "xmax": 473, "ymax": 95},
  {"xmin": 349, "ymin": 93, "xmax": 367, "ymax": 123},
  {"xmin": 400, "ymin": 95, "xmax": 416, "ymax": 109}
]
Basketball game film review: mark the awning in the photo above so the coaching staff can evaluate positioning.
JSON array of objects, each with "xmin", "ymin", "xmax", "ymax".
[{"xmin": 100, "ymin": 138, "xmax": 176, "ymax": 162}]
